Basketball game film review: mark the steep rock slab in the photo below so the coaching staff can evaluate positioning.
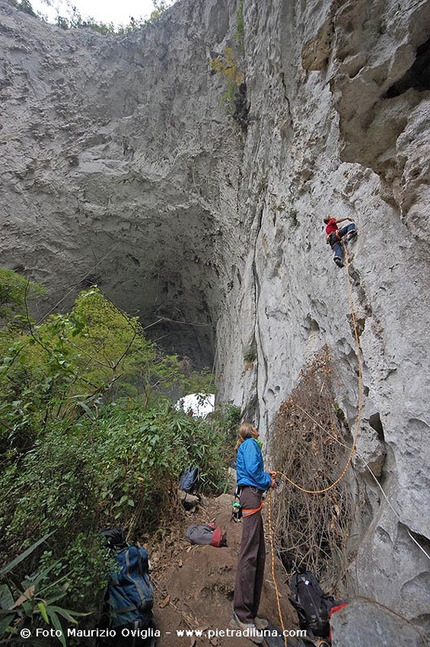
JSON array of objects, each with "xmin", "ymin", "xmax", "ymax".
[
  {"xmin": 214, "ymin": 0, "xmax": 430, "ymax": 629},
  {"xmin": 330, "ymin": 598, "xmax": 427, "ymax": 647}
]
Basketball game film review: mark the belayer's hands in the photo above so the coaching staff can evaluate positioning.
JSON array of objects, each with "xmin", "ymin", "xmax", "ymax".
[{"xmin": 269, "ymin": 471, "xmax": 278, "ymax": 488}]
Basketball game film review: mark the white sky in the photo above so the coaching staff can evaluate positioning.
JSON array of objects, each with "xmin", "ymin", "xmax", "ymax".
[
  {"xmin": 31, "ymin": 0, "xmax": 175, "ymax": 27},
  {"xmin": 175, "ymin": 394, "xmax": 215, "ymax": 418}
]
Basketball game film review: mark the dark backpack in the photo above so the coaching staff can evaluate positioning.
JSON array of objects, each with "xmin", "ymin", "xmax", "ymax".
[
  {"xmin": 289, "ymin": 571, "xmax": 335, "ymax": 638},
  {"xmin": 104, "ymin": 545, "xmax": 154, "ymax": 632},
  {"xmin": 100, "ymin": 527, "xmax": 127, "ymax": 550},
  {"xmin": 179, "ymin": 466, "xmax": 200, "ymax": 495}
]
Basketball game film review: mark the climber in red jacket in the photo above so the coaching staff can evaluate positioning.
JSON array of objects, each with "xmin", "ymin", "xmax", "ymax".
[{"xmin": 324, "ymin": 216, "xmax": 357, "ymax": 268}]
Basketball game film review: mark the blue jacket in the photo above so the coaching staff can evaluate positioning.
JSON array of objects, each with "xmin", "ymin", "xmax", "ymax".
[{"xmin": 236, "ymin": 438, "xmax": 272, "ymax": 491}]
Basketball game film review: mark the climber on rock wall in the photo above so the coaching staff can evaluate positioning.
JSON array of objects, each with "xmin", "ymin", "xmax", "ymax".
[{"xmin": 324, "ymin": 215, "xmax": 357, "ymax": 268}]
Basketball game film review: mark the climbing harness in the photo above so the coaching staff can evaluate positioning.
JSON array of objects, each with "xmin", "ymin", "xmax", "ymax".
[
  {"xmin": 241, "ymin": 501, "xmax": 264, "ymax": 518},
  {"xmin": 328, "ymin": 231, "xmax": 342, "ymax": 246}
]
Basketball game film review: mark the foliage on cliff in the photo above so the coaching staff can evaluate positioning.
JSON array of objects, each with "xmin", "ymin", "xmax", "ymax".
[
  {"xmin": 209, "ymin": 0, "xmax": 249, "ymax": 131},
  {"xmin": 0, "ymin": 268, "xmax": 45, "ymax": 325},
  {"xmin": 7, "ymin": 0, "xmax": 174, "ymax": 34}
]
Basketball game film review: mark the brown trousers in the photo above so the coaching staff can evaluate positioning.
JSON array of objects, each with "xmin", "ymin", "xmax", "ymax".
[{"xmin": 233, "ymin": 486, "xmax": 265, "ymax": 624}]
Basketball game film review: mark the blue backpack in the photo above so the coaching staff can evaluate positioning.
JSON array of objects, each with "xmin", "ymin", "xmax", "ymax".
[
  {"xmin": 179, "ymin": 465, "xmax": 200, "ymax": 495},
  {"xmin": 107, "ymin": 545, "xmax": 154, "ymax": 629}
]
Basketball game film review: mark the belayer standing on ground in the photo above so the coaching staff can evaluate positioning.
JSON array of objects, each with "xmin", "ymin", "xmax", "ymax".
[
  {"xmin": 231, "ymin": 422, "xmax": 277, "ymax": 644},
  {"xmin": 324, "ymin": 215, "xmax": 357, "ymax": 267}
]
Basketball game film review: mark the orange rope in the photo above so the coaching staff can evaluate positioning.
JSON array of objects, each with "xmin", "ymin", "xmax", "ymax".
[
  {"xmin": 242, "ymin": 502, "xmax": 264, "ymax": 517},
  {"xmin": 266, "ymin": 490, "xmax": 287, "ymax": 646},
  {"xmin": 274, "ymin": 243, "xmax": 362, "ymax": 494}
]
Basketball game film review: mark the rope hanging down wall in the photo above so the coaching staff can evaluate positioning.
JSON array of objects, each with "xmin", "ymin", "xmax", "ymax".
[
  {"xmin": 275, "ymin": 245, "xmax": 363, "ymax": 495},
  {"xmin": 266, "ymin": 245, "xmax": 363, "ymax": 644}
]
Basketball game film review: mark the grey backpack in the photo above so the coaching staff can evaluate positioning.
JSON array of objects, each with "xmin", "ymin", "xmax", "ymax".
[{"xmin": 184, "ymin": 523, "xmax": 226, "ymax": 547}]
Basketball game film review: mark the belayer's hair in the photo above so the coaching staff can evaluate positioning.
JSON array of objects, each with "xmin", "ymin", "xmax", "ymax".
[
  {"xmin": 234, "ymin": 422, "xmax": 256, "ymax": 451},
  {"xmin": 323, "ymin": 216, "xmax": 331, "ymax": 223}
]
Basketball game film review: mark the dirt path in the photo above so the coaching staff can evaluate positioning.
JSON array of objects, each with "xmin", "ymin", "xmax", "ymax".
[{"xmin": 147, "ymin": 494, "xmax": 298, "ymax": 647}]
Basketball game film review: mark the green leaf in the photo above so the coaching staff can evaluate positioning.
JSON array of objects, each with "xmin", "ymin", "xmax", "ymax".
[
  {"xmin": 30, "ymin": 560, "xmax": 63, "ymax": 589},
  {"xmin": 46, "ymin": 608, "xmax": 66, "ymax": 647},
  {"xmin": 49, "ymin": 605, "xmax": 89, "ymax": 622},
  {"xmin": 0, "ymin": 584, "xmax": 15, "ymax": 609},
  {"xmin": 22, "ymin": 599, "xmax": 33, "ymax": 616},
  {"xmin": 0, "ymin": 613, "xmax": 15, "ymax": 636},
  {"xmin": 0, "ymin": 532, "xmax": 56, "ymax": 576},
  {"xmin": 77, "ymin": 401, "xmax": 96, "ymax": 420},
  {"xmin": 37, "ymin": 601, "xmax": 49, "ymax": 623}
]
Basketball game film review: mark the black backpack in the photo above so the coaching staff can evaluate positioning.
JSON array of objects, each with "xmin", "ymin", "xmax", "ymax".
[{"xmin": 289, "ymin": 571, "xmax": 335, "ymax": 638}]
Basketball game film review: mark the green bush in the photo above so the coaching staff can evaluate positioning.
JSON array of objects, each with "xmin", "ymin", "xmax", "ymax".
[
  {"xmin": 0, "ymin": 286, "xmax": 188, "ymax": 452},
  {"xmin": 0, "ymin": 536, "xmax": 85, "ymax": 646},
  {"xmin": 0, "ymin": 406, "xmax": 235, "ymax": 613},
  {"xmin": 0, "ymin": 268, "xmax": 45, "ymax": 326}
]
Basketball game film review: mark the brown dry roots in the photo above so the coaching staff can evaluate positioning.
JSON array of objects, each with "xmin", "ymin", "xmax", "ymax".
[{"xmin": 269, "ymin": 345, "xmax": 353, "ymax": 592}]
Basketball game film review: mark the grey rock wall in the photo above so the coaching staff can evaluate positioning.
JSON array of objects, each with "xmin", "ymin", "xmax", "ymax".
[
  {"xmin": 1, "ymin": 0, "xmax": 429, "ymax": 639},
  {"xmin": 330, "ymin": 598, "xmax": 428, "ymax": 647}
]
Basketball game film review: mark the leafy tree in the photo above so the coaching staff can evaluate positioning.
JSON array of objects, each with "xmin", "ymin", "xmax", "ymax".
[
  {"xmin": 7, "ymin": 0, "xmax": 36, "ymax": 17},
  {"xmin": 0, "ymin": 286, "xmax": 188, "ymax": 450},
  {"xmin": 0, "ymin": 532, "xmax": 88, "ymax": 646},
  {"xmin": 0, "ymin": 269, "xmax": 45, "ymax": 326},
  {"xmin": 53, "ymin": 0, "xmax": 174, "ymax": 33}
]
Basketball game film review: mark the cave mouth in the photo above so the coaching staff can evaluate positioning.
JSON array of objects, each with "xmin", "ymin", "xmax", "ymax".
[
  {"xmin": 95, "ymin": 239, "xmax": 219, "ymax": 374},
  {"xmin": 144, "ymin": 316, "xmax": 215, "ymax": 372},
  {"xmin": 384, "ymin": 37, "xmax": 430, "ymax": 98}
]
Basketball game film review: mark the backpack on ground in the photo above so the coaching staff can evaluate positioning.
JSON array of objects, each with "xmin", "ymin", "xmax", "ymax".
[
  {"xmin": 107, "ymin": 545, "xmax": 154, "ymax": 629},
  {"xmin": 289, "ymin": 571, "xmax": 336, "ymax": 638},
  {"xmin": 179, "ymin": 465, "xmax": 200, "ymax": 496},
  {"xmin": 184, "ymin": 523, "xmax": 227, "ymax": 547},
  {"xmin": 100, "ymin": 527, "xmax": 127, "ymax": 550},
  {"xmin": 98, "ymin": 530, "xmax": 155, "ymax": 645}
]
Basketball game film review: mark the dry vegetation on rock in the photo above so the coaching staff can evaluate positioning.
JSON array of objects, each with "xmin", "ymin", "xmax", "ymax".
[{"xmin": 270, "ymin": 346, "xmax": 353, "ymax": 592}]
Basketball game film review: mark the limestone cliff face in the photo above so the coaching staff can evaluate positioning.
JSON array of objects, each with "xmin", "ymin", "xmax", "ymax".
[{"xmin": 1, "ymin": 0, "xmax": 429, "ymax": 637}]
